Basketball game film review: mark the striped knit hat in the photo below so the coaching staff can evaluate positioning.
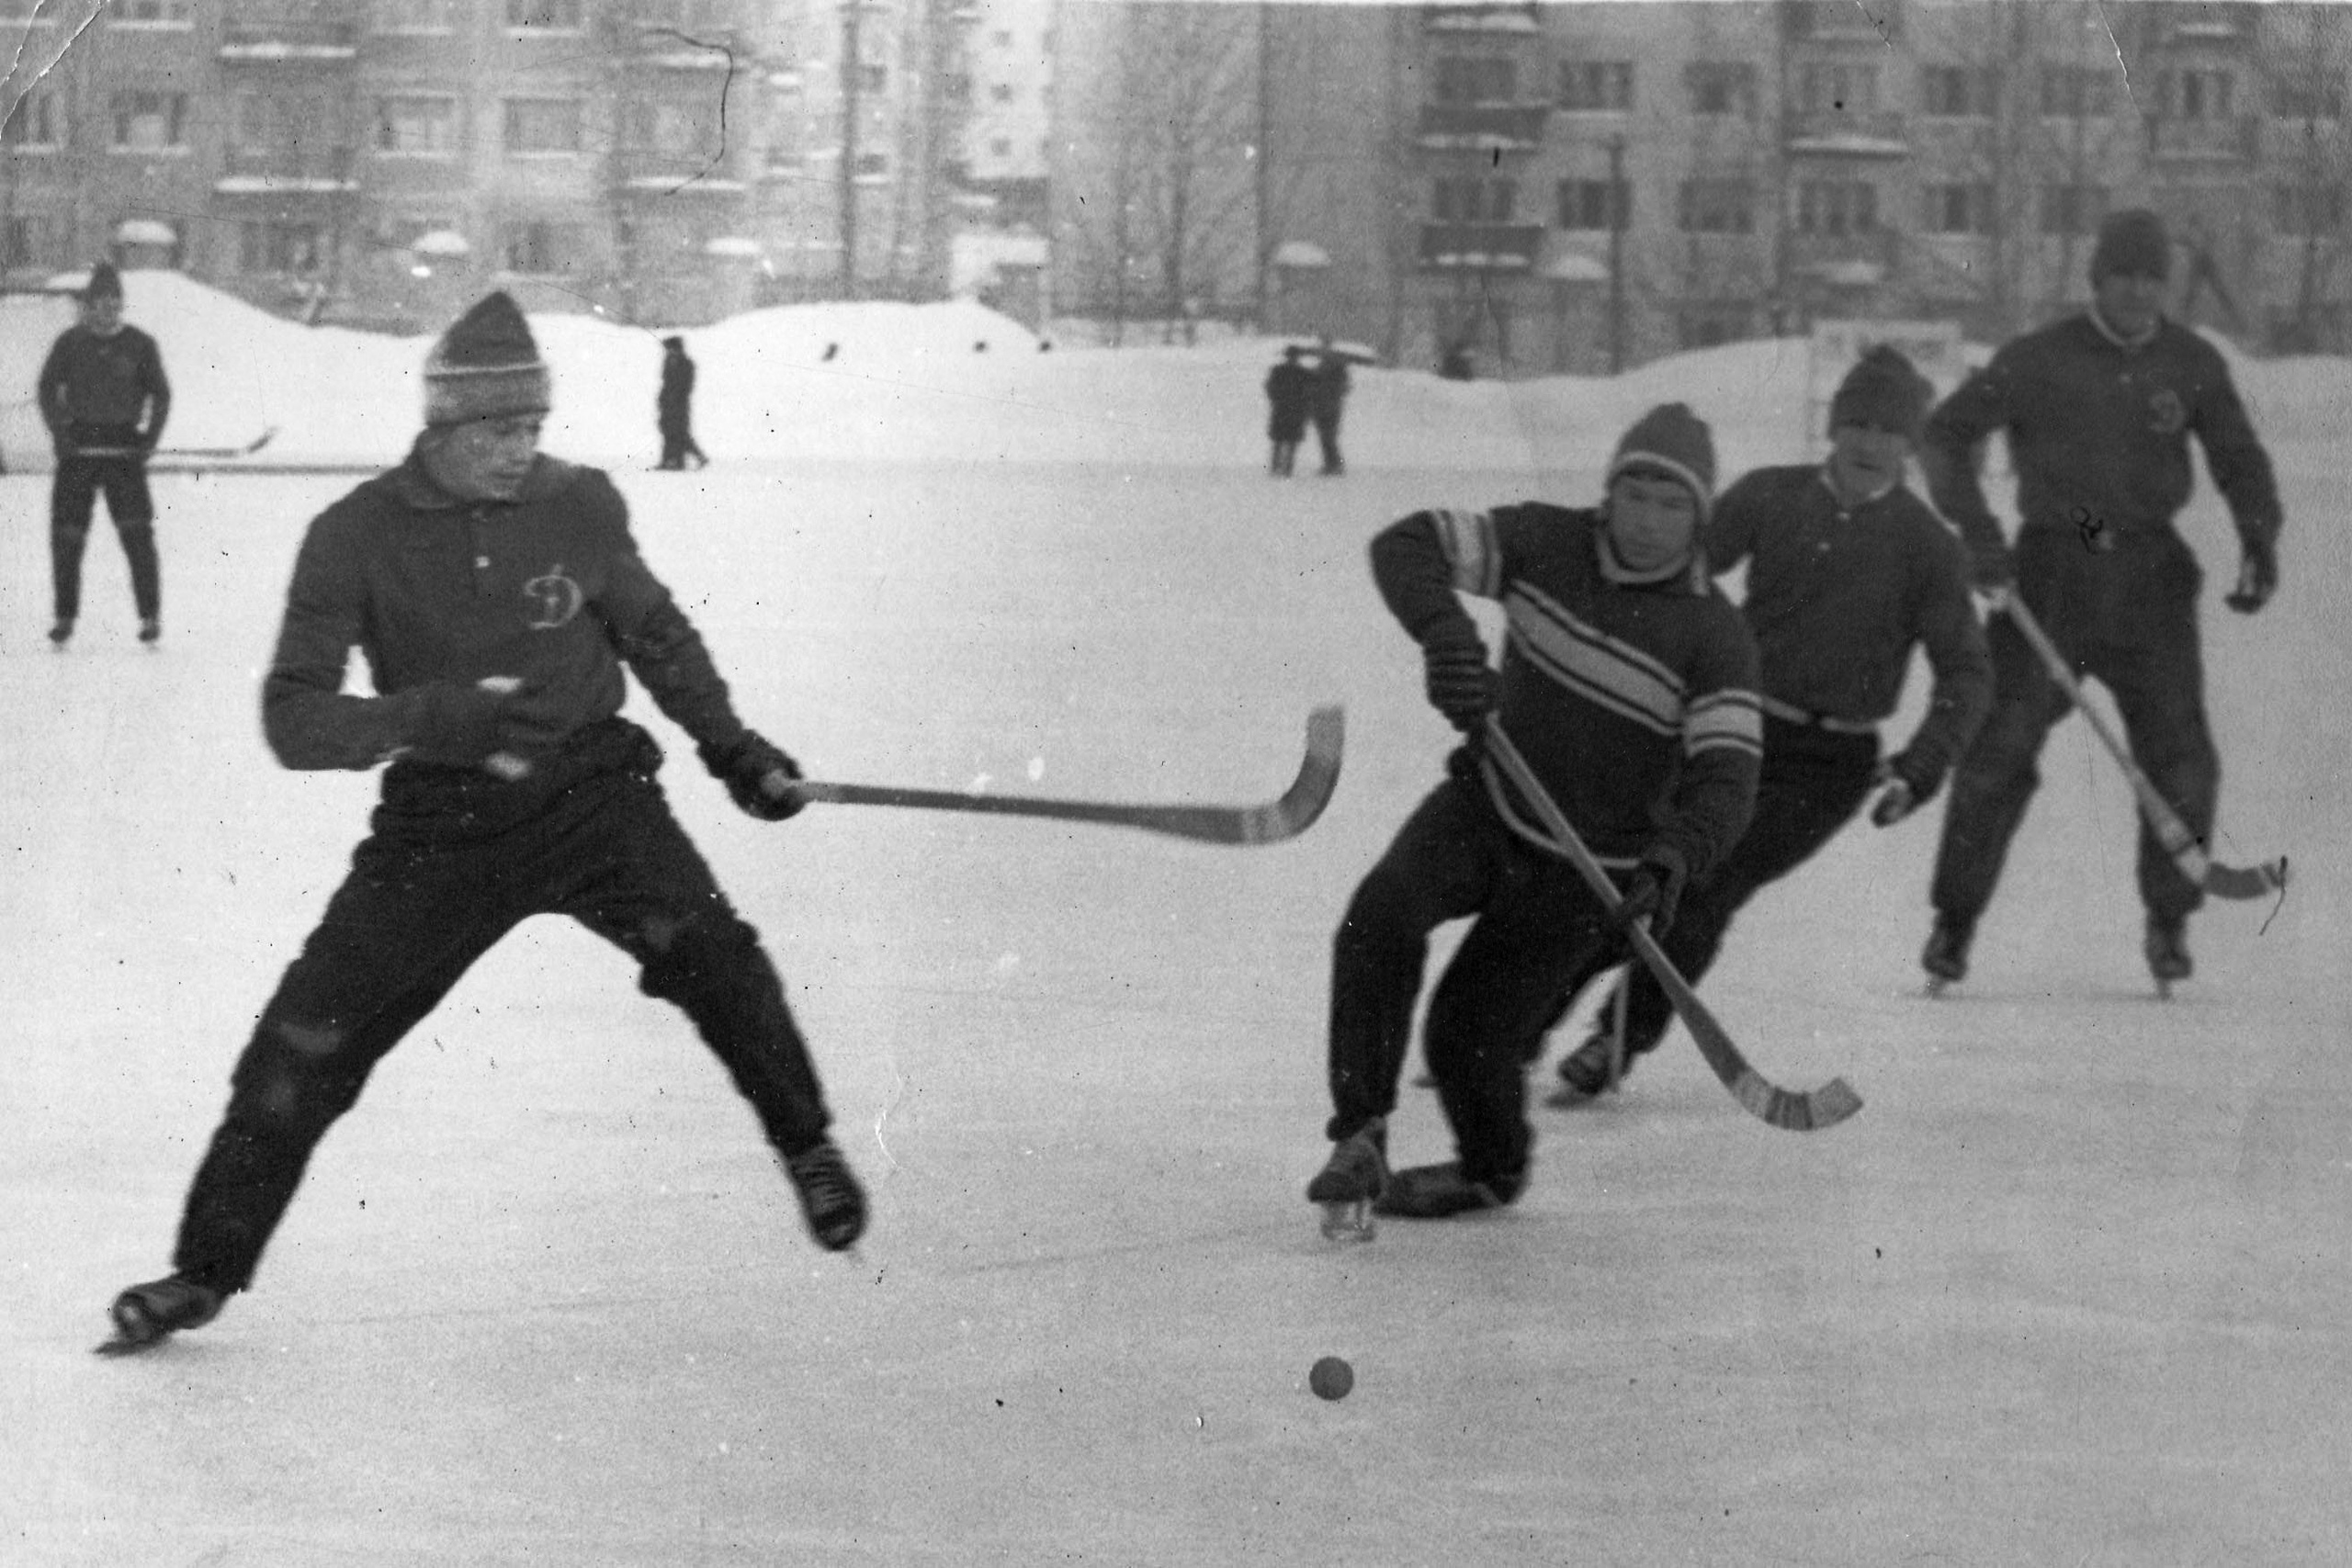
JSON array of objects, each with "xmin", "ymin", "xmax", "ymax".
[
  {"xmin": 423, "ymin": 292, "xmax": 550, "ymax": 426},
  {"xmin": 1607, "ymin": 402, "xmax": 1717, "ymax": 524}
]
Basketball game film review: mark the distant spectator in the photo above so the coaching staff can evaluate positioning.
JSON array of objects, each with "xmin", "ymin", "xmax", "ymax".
[
  {"xmin": 1310, "ymin": 339, "xmax": 1351, "ymax": 476},
  {"xmin": 1265, "ymin": 346, "xmax": 1313, "ymax": 477},
  {"xmin": 655, "ymin": 336, "xmax": 707, "ymax": 471},
  {"xmin": 1439, "ymin": 343, "xmax": 1476, "ymax": 381}
]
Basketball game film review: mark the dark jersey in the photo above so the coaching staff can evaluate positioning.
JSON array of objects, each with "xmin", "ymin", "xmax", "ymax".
[
  {"xmin": 39, "ymin": 323, "xmax": 171, "ymax": 439},
  {"xmin": 1374, "ymin": 502, "xmax": 1761, "ymax": 878}
]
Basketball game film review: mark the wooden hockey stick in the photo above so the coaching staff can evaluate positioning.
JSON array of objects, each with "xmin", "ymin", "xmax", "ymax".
[
  {"xmin": 74, "ymin": 427, "xmax": 277, "ymax": 463},
  {"xmin": 2003, "ymin": 598, "xmax": 2287, "ymax": 901},
  {"xmin": 1481, "ymin": 717, "xmax": 1862, "ymax": 1132},
  {"xmin": 791, "ymin": 705, "xmax": 1343, "ymax": 846}
]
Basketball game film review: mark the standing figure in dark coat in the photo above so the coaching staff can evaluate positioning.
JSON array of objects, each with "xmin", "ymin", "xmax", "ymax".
[
  {"xmin": 1264, "ymin": 346, "xmax": 1312, "ymax": 476},
  {"xmin": 1309, "ymin": 341, "xmax": 1351, "ymax": 476},
  {"xmin": 656, "ymin": 335, "xmax": 707, "ymax": 470}
]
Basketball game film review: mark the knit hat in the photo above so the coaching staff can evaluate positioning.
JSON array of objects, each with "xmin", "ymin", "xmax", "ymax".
[
  {"xmin": 81, "ymin": 260, "xmax": 122, "ymax": 302},
  {"xmin": 423, "ymin": 292, "xmax": 551, "ymax": 426},
  {"xmin": 2090, "ymin": 208, "xmax": 2171, "ymax": 283},
  {"xmin": 1607, "ymin": 402, "xmax": 1717, "ymax": 523},
  {"xmin": 1828, "ymin": 345, "xmax": 1933, "ymax": 440}
]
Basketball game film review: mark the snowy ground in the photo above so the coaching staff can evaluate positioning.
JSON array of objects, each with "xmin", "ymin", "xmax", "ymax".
[{"xmin": 5, "ymin": 288, "xmax": 2350, "ymax": 1564}]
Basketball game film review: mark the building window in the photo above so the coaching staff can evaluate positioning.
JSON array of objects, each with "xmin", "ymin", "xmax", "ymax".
[
  {"xmin": 1921, "ymin": 65, "xmax": 1995, "ymax": 118},
  {"xmin": 112, "ymin": 91, "xmax": 187, "ymax": 151},
  {"xmin": 1794, "ymin": 180, "xmax": 1878, "ymax": 235},
  {"xmin": 2039, "ymin": 183, "xmax": 2106, "ymax": 235},
  {"xmin": 2, "ymin": 86, "xmax": 60, "ymax": 148},
  {"xmin": 232, "ymin": 91, "xmax": 334, "ymax": 153},
  {"xmin": 856, "ymin": 63, "xmax": 888, "ymax": 93},
  {"xmin": 505, "ymin": 0, "xmax": 582, "ymax": 31},
  {"xmin": 1433, "ymin": 177, "xmax": 1516, "ymax": 224},
  {"xmin": 2273, "ymin": 184, "xmax": 2345, "ymax": 237},
  {"xmin": 1678, "ymin": 305, "xmax": 1753, "ymax": 350},
  {"xmin": 1556, "ymin": 178, "xmax": 1630, "ymax": 231},
  {"xmin": 376, "ymin": 96, "xmax": 458, "ymax": 155},
  {"xmin": 943, "ymin": 73, "xmax": 972, "ymax": 103},
  {"xmin": 503, "ymin": 98, "xmax": 582, "ymax": 155},
  {"xmin": 5, "ymin": 213, "xmax": 47, "ymax": 268},
  {"xmin": 627, "ymin": 98, "xmax": 717, "ymax": 156},
  {"xmin": 1434, "ymin": 55, "xmax": 1515, "ymax": 106},
  {"xmin": 1686, "ymin": 62, "xmax": 1755, "ymax": 119},
  {"xmin": 1557, "ymin": 61, "xmax": 1632, "ymax": 112},
  {"xmin": 2163, "ymin": 68, "xmax": 2234, "ymax": 120},
  {"xmin": 112, "ymin": 0, "xmax": 190, "ymax": 22},
  {"xmin": 2271, "ymin": 74, "xmax": 2346, "ymax": 122},
  {"xmin": 2041, "ymin": 66, "xmax": 2114, "ymax": 118},
  {"xmin": 240, "ymin": 220, "xmax": 323, "ymax": 274},
  {"xmin": 503, "ymin": 220, "xmax": 581, "ymax": 273},
  {"xmin": 1923, "ymin": 183, "xmax": 1995, "ymax": 235},
  {"xmin": 854, "ymin": 151, "xmax": 890, "ymax": 178},
  {"xmin": 1798, "ymin": 62, "xmax": 1878, "ymax": 114},
  {"xmin": 370, "ymin": 0, "xmax": 454, "ymax": 30},
  {"xmin": 1677, "ymin": 178, "xmax": 1754, "ymax": 234}
]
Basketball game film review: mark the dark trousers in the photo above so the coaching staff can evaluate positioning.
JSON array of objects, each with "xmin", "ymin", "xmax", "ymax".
[
  {"xmin": 658, "ymin": 414, "xmax": 706, "ymax": 469},
  {"xmin": 51, "ymin": 454, "xmax": 159, "ymax": 623},
  {"xmin": 1931, "ymin": 577, "xmax": 2216, "ymax": 929},
  {"xmin": 1600, "ymin": 721, "xmax": 1879, "ymax": 1058},
  {"xmin": 1311, "ymin": 410, "xmax": 1343, "ymax": 474},
  {"xmin": 1327, "ymin": 773, "xmax": 1624, "ymax": 1186},
  {"xmin": 171, "ymin": 726, "xmax": 833, "ymax": 1295}
]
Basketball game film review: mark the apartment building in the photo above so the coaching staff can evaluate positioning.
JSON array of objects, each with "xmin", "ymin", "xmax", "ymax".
[{"xmin": 0, "ymin": 0, "xmax": 982, "ymax": 330}]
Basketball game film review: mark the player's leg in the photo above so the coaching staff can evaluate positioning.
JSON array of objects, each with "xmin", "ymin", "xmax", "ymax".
[
  {"xmin": 47, "ymin": 461, "xmax": 98, "ymax": 638},
  {"xmin": 98, "ymin": 460, "xmax": 161, "ymax": 633}
]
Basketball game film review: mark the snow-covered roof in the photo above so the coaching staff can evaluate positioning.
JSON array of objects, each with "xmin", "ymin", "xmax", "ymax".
[{"xmin": 1272, "ymin": 242, "xmax": 1330, "ymax": 269}]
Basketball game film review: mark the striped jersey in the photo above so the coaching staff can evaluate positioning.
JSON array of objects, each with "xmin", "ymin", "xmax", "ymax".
[{"xmin": 1374, "ymin": 502, "xmax": 1762, "ymax": 878}]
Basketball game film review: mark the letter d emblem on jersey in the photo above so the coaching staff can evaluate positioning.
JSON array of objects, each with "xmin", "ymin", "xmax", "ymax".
[{"xmin": 524, "ymin": 565, "xmax": 584, "ymax": 629}]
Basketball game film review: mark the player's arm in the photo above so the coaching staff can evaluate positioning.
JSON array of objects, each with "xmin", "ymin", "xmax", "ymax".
[
  {"xmin": 1876, "ymin": 525, "xmax": 1994, "ymax": 825},
  {"xmin": 1657, "ymin": 617, "xmax": 1764, "ymax": 886},
  {"xmin": 36, "ymin": 337, "xmax": 71, "ymax": 435},
  {"xmin": 2190, "ymin": 354, "xmax": 2285, "ymax": 614},
  {"xmin": 1917, "ymin": 358, "xmax": 2018, "ymax": 591},
  {"xmin": 138, "ymin": 334, "xmax": 171, "ymax": 448},
  {"xmin": 261, "ymin": 513, "xmax": 519, "ymax": 772},
  {"xmin": 1369, "ymin": 505, "xmax": 1515, "ymax": 732},
  {"xmin": 1700, "ymin": 469, "xmax": 1767, "ymax": 575}
]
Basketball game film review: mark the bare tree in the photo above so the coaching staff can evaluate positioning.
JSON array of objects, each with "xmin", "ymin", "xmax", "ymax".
[{"xmin": 2257, "ymin": 4, "xmax": 2352, "ymax": 350}]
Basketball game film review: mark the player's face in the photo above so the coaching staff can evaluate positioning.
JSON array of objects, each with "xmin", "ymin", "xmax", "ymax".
[
  {"xmin": 81, "ymin": 295, "xmax": 123, "ymax": 335},
  {"xmin": 1827, "ymin": 423, "xmax": 1912, "ymax": 499},
  {"xmin": 2094, "ymin": 270, "xmax": 2166, "ymax": 338},
  {"xmin": 427, "ymin": 413, "xmax": 544, "ymax": 502},
  {"xmin": 1606, "ymin": 469, "xmax": 1700, "ymax": 571}
]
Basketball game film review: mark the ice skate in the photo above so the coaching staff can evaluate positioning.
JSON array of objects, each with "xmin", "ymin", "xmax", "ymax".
[
  {"xmin": 1371, "ymin": 1161, "xmax": 1523, "ymax": 1221},
  {"xmin": 782, "ymin": 1138, "xmax": 867, "ymax": 1252},
  {"xmin": 139, "ymin": 618, "xmax": 161, "ymax": 645},
  {"xmin": 1547, "ymin": 1027, "xmax": 1623, "ymax": 1108},
  {"xmin": 96, "ymin": 1274, "xmax": 221, "ymax": 1357},
  {"xmin": 1921, "ymin": 915, "xmax": 1973, "ymax": 997},
  {"xmin": 2144, "ymin": 915, "xmax": 2191, "ymax": 1000},
  {"xmin": 47, "ymin": 619, "xmax": 72, "ymax": 649},
  {"xmin": 1307, "ymin": 1118, "xmax": 1387, "ymax": 1243}
]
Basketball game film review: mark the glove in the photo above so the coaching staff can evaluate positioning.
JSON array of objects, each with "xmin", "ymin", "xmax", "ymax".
[
  {"xmin": 700, "ymin": 730, "xmax": 804, "ymax": 821},
  {"xmin": 1611, "ymin": 843, "xmax": 1689, "ymax": 941},
  {"xmin": 1420, "ymin": 628, "xmax": 1497, "ymax": 733},
  {"xmin": 2224, "ymin": 534, "xmax": 2278, "ymax": 615},
  {"xmin": 1870, "ymin": 751, "xmax": 1943, "ymax": 828},
  {"xmin": 1968, "ymin": 544, "xmax": 2016, "ymax": 613},
  {"xmin": 405, "ymin": 679, "xmax": 527, "ymax": 769}
]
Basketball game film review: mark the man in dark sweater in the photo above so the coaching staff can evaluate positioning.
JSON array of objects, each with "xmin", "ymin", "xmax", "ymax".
[
  {"xmin": 36, "ymin": 261, "xmax": 171, "ymax": 646},
  {"xmin": 1547, "ymin": 348, "xmax": 1992, "ymax": 1101},
  {"xmin": 1916, "ymin": 209, "xmax": 2284, "ymax": 992},
  {"xmin": 99, "ymin": 293, "xmax": 865, "ymax": 1354},
  {"xmin": 1306, "ymin": 404, "xmax": 1760, "ymax": 1225}
]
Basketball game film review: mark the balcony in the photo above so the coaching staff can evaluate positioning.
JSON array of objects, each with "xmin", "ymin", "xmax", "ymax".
[
  {"xmin": 1781, "ymin": 2, "xmax": 1899, "ymax": 45},
  {"xmin": 637, "ymin": 27, "xmax": 741, "ymax": 70},
  {"xmin": 2147, "ymin": 115, "xmax": 2257, "ymax": 162},
  {"xmin": 1415, "ymin": 103, "xmax": 1549, "ymax": 153},
  {"xmin": 616, "ymin": 151, "xmax": 748, "ymax": 194},
  {"xmin": 215, "ymin": 147, "xmax": 358, "ymax": 196},
  {"xmin": 1419, "ymin": 222, "xmax": 1544, "ymax": 272},
  {"xmin": 1423, "ymin": 5, "xmax": 1541, "ymax": 34},
  {"xmin": 1785, "ymin": 228, "xmax": 1899, "ymax": 286},
  {"xmin": 1783, "ymin": 109, "xmax": 1909, "ymax": 157},
  {"xmin": 219, "ymin": 17, "xmax": 358, "ymax": 61}
]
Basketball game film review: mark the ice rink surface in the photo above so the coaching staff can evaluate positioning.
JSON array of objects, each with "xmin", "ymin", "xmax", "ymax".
[{"xmin": 5, "ymin": 355, "xmax": 2350, "ymax": 1564}]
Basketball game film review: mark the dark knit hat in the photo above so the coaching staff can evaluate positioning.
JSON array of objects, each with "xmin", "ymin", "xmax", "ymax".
[
  {"xmin": 1608, "ymin": 402, "xmax": 1717, "ymax": 522},
  {"xmin": 2090, "ymin": 208, "xmax": 2171, "ymax": 283},
  {"xmin": 82, "ymin": 260, "xmax": 122, "ymax": 302},
  {"xmin": 1829, "ymin": 344, "xmax": 1933, "ymax": 440},
  {"xmin": 423, "ymin": 291, "xmax": 551, "ymax": 426}
]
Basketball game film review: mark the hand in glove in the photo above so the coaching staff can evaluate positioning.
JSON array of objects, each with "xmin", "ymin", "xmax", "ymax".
[
  {"xmin": 1420, "ymin": 628, "xmax": 1497, "ymax": 733},
  {"xmin": 2224, "ymin": 534, "xmax": 2278, "ymax": 615},
  {"xmin": 1611, "ymin": 843, "xmax": 1689, "ymax": 941},
  {"xmin": 1969, "ymin": 544, "xmax": 2016, "ymax": 615},
  {"xmin": 699, "ymin": 731, "xmax": 805, "ymax": 821},
  {"xmin": 406, "ymin": 678, "xmax": 533, "ymax": 773},
  {"xmin": 1869, "ymin": 751, "xmax": 1944, "ymax": 828}
]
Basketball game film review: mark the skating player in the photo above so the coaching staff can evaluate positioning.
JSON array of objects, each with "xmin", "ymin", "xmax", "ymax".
[
  {"xmin": 1306, "ymin": 404, "xmax": 1761, "ymax": 1227},
  {"xmin": 100, "ymin": 293, "xmax": 864, "ymax": 1354},
  {"xmin": 1915, "ymin": 209, "xmax": 2285, "ymax": 993},
  {"xmin": 1549, "ymin": 346, "xmax": 1992, "ymax": 1100},
  {"xmin": 36, "ymin": 260, "xmax": 171, "ymax": 646}
]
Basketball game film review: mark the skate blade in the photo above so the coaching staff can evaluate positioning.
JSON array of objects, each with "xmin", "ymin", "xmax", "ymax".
[
  {"xmin": 1318, "ymin": 1200, "xmax": 1376, "ymax": 1244},
  {"xmin": 1923, "ymin": 977, "xmax": 1953, "ymax": 998},
  {"xmin": 94, "ymin": 1333, "xmax": 162, "ymax": 1357}
]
